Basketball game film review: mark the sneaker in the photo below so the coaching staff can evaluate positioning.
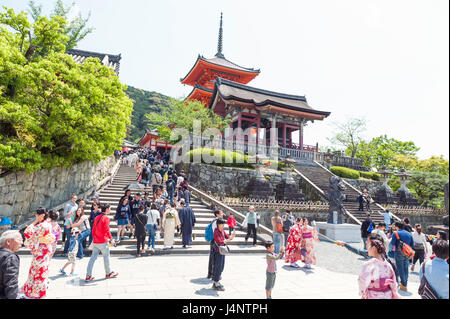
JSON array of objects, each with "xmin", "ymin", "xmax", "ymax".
[
  {"xmin": 137, "ymin": 254, "xmax": 141, "ymax": 258},
  {"xmin": 213, "ymin": 284, "xmax": 225, "ymax": 291},
  {"xmin": 70, "ymin": 273, "xmax": 78, "ymax": 276},
  {"xmin": 290, "ymin": 263, "xmax": 300, "ymax": 268},
  {"xmin": 59, "ymin": 269, "xmax": 67, "ymax": 275},
  {"xmin": 85, "ymin": 275, "xmax": 94, "ymax": 282},
  {"xmin": 399, "ymin": 284, "xmax": 408, "ymax": 292},
  {"xmin": 105, "ymin": 271, "xmax": 119, "ymax": 279},
  {"xmin": 141, "ymin": 249, "xmax": 146, "ymax": 254}
]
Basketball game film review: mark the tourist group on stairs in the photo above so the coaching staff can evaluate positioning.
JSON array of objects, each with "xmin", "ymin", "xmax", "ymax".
[{"xmin": 1, "ymin": 148, "xmax": 448, "ymax": 300}]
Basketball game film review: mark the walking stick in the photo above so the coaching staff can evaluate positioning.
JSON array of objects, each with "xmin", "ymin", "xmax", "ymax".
[{"xmin": 311, "ymin": 220, "xmax": 346, "ymax": 247}]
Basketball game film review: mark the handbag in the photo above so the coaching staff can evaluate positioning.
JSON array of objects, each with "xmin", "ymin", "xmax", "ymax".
[{"xmin": 418, "ymin": 261, "xmax": 439, "ymax": 299}]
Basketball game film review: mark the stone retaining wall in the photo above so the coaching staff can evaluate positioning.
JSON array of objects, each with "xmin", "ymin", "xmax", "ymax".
[
  {"xmin": 179, "ymin": 163, "xmax": 322, "ymax": 202},
  {"xmin": 344, "ymin": 179, "xmax": 384, "ymax": 196},
  {"xmin": 0, "ymin": 156, "xmax": 116, "ymax": 224}
]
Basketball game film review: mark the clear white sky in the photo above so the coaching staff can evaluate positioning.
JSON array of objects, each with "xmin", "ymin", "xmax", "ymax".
[{"xmin": 4, "ymin": 0, "xmax": 449, "ymax": 159}]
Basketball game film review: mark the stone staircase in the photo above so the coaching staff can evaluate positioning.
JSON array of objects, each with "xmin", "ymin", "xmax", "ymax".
[
  {"xmin": 295, "ymin": 164, "xmax": 387, "ymax": 225},
  {"xmin": 18, "ymin": 165, "xmax": 266, "ymax": 255}
]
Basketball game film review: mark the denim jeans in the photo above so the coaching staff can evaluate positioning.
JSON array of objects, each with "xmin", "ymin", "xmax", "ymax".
[
  {"xmin": 395, "ymin": 252, "xmax": 410, "ymax": 286},
  {"xmin": 146, "ymin": 224, "xmax": 156, "ymax": 249},
  {"xmin": 77, "ymin": 229, "xmax": 91, "ymax": 258},
  {"xmin": 63, "ymin": 226, "xmax": 72, "ymax": 254},
  {"xmin": 283, "ymin": 232, "xmax": 289, "ymax": 247},
  {"xmin": 362, "ymin": 237, "xmax": 368, "ymax": 251},
  {"xmin": 86, "ymin": 243, "xmax": 111, "ymax": 277},
  {"xmin": 273, "ymin": 232, "xmax": 283, "ymax": 254}
]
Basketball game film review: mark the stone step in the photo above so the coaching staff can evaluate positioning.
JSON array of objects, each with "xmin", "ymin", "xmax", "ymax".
[
  {"xmin": 17, "ymin": 244, "xmax": 267, "ymax": 256},
  {"xmin": 54, "ymin": 237, "xmax": 262, "ymax": 246}
]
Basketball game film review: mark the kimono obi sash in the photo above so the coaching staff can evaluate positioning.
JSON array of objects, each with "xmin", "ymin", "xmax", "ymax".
[
  {"xmin": 368, "ymin": 278, "xmax": 394, "ymax": 292},
  {"xmin": 302, "ymin": 232, "xmax": 313, "ymax": 239}
]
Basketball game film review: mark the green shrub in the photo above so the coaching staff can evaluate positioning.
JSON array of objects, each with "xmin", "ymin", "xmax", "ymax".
[
  {"xmin": 330, "ymin": 166, "xmax": 360, "ymax": 179},
  {"xmin": 360, "ymin": 171, "xmax": 381, "ymax": 181},
  {"xmin": 185, "ymin": 148, "xmax": 253, "ymax": 169}
]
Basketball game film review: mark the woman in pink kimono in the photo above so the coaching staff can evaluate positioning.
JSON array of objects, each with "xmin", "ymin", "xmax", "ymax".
[
  {"xmin": 48, "ymin": 210, "xmax": 61, "ymax": 259},
  {"xmin": 358, "ymin": 233, "xmax": 400, "ymax": 299},
  {"xmin": 299, "ymin": 218, "xmax": 319, "ymax": 269},
  {"xmin": 22, "ymin": 208, "xmax": 56, "ymax": 299},
  {"xmin": 284, "ymin": 218, "xmax": 304, "ymax": 268}
]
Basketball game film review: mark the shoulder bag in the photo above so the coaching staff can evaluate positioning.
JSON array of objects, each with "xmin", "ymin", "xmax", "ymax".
[{"xmin": 418, "ymin": 261, "xmax": 439, "ymax": 299}]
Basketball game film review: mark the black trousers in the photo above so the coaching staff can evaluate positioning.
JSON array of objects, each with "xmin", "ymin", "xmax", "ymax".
[
  {"xmin": 212, "ymin": 249, "xmax": 225, "ymax": 283},
  {"xmin": 245, "ymin": 224, "xmax": 257, "ymax": 245},
  {"xmin": 412, "ymin": 249, "xmax": 425, "ymax": 266},
  {"xmin": 359, "ymin": 201, "xmax": 364, "ymax": 211},
  {"xmin": 228, "ymin": 227, "xmax": 234, "ymax": 236},
  {"xmin": 208, "ymin": 242, "xmax": 215, "ymax": 278},
  {"xmin": 136, "ymin": 234, "xmax": 146, "ymax": 254}
]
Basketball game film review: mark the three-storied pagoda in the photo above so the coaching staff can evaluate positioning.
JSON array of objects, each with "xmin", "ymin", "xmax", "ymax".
[{"xmin": 180, "ymin": 13, "xmax": 330, "ymax": 153}]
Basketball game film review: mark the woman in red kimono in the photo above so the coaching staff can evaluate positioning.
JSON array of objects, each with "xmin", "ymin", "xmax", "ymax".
[
  {"xmin": 284, "ymin": 218, "xmax": 304, "ymax": 268},
  {"xmin": 22, "ymin": 208, "xmax": 55, "ymax": 299}
]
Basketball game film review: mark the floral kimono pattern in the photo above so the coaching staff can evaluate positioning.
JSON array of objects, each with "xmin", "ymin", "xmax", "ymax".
[
  {"xmin": 284, "ymin": 224, "xmax": 303, "ymax": 264},
  {"xmin": 136, "ymin": 164, "xmax": 143, "ymax": 181},
  {"xmin": 300, "ymin": 225, "xmax": 319, "ymax": 265},
  {"xmin": 358, "ymin": 258, "xmax": 400, "ymax": 299},
  {"xmin": 22, "ymin": 220, "xmax": 55, "ymax": 299}
]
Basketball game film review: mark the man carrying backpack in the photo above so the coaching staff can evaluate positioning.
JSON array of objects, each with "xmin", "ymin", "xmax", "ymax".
[
  {"xmin": 206, "ymin": 209, "xmax": 225, "ymax": 280},
  {"xmin": 391, "ymin": 221, "xmax": 415, "ymax": 292},
  {"xmin": 166, "ymin": 174, "xmax": 175, "ymax": 204},
  {"xmin": 282, "ymin": 215, "xmax": 293, "ymax": 247},
  {"xmin": 360, "ymin": 213, "xmax": 373, "ymax": 252}
]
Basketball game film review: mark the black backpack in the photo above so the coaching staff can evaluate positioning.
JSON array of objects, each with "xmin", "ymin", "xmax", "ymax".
[{"xmin": 283, "ymin": 219, "xmax": 292, "ymax": 233}]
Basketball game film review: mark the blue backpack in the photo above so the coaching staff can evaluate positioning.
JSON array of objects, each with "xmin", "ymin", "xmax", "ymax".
[
  {"xmin": 204, "ymin": 221, "xmax": 214, "ymax": 242},
  {"xmin": 367, "ymin": 221, "xmax": 373, "ymax": 233}
]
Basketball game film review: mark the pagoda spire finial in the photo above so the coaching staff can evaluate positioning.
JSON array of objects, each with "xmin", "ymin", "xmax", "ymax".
[{"xmin": 215, "ymin": 12, "xmax": 225, "ymax": 58}]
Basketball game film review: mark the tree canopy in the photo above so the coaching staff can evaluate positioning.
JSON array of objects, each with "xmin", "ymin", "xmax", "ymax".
[
  {"xmin": 145, "ymin": 98, "xmax": 231, "ymax": 144},
  {"xmin": 0, "ymin": 5, "xmax": 133, "ymax": 173},
  {"xmin": 328, "ymin": 117, "xmax": 367, "ymax": 158},
  {"xmin": 355, "ymin": 135, "xmax": 420, "ymax": 171}
]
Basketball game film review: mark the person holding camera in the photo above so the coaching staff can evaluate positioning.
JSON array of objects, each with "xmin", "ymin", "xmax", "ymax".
[{"xmin": 212, "ymin": 219, "xmax": 236, "ymax": 291}]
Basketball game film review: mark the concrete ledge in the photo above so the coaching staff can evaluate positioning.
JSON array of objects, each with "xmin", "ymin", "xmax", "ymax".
[{"xmin": 315, "ymin": 222, "xmax": 361, "ymax": 243}]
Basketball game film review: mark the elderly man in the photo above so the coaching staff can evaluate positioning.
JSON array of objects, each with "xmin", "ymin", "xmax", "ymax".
[{"xmin": 0, "ymin": 230, "xmax": 23, "ymax": 299}]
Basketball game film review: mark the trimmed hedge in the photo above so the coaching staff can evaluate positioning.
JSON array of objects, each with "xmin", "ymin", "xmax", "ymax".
[
  {"xmin": 185, "ymin": 148, "xmax": 253, "ymax": 169},
  {"xmin": 330, "ymin": 166, "xmax": 381, "ymax": 181},
  {"xmin": 360, "ymin": 171, "xmax": 381, "ymax": 181},
  {"xmin": 330, "ymin": 166, "xmax": 360, "ymax": 179}
]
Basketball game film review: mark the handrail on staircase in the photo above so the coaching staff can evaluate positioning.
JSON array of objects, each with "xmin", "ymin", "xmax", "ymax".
[
  {"xmin": 313, "ymin": 160, "xmax": 402, "ymax": 222},
  {"xmin": 189, "ymin": 185, "xmax": 273, "ymax": 243},
  {"xmin": 293, "ymin": 165, "xmax": 362, "ymax": 225},
  {"xmin": 15, "ymin": 157, "xmax": 122, "ymax": 232}
]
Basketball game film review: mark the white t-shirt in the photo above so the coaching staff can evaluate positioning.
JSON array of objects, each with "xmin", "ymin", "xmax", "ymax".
[{"xmin": 147, "ymin": 209, "xmax": 160, "ymax": 225}]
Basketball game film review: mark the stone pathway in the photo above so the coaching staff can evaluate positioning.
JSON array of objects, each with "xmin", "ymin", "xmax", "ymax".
[{"xmin": 17, "ymin": 252, "xmax": 420, "ymax": 299}]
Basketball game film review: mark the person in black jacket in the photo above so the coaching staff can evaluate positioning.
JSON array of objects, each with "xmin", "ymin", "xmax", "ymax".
[
  {"xmin": 134, "ymin": 205, "xmax": 148, "ymax": 257},
  {"xmin": 360, "ymin": 213, "xmax": 373, "ymax": 252},
  {"xmin": 0, "ymin": 230, "xmax": 23, "ymax": 299}
]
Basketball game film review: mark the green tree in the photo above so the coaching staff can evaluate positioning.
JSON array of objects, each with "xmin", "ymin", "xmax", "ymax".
[
  {"xmin": 146, "ymin": 99, "xmax": 231, "ymax": 143},
  {"xmin": 28, "ymin": 0, "xmax": 93, "ymax": 50},
  {"xmin": 0, "ymin": 6, "xmax": 133, "ymax": 173},
  {"xmin": 355, "ymin": 135, "xmax": 419, "ymax": 170},
  {"xmin": 408, "ymin": 171, "xmax": 448, "ymax": 208},
  {"xmin": 328, "ymin": 117, "xmax": 367, "ymax": 158}
]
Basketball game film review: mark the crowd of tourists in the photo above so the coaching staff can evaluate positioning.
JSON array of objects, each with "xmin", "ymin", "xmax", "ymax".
[
  {"xmin": 0, "ymin": 149, "xmax": 448, "ymax": 299},
  {"xmin": 358, "ymin": 211, "xmax": 449, "ymax": 299}
]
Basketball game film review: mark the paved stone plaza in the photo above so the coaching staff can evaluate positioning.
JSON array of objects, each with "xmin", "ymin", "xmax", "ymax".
[{"xmin": 16, "ymin": 242, "xmax": 420, "ymax": 299}]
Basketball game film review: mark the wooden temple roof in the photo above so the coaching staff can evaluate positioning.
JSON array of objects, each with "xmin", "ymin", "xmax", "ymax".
[
  {"xmin": 209, "ymin": 78, "xmax": 331, "ymax": 120},
  {"xmin": 66, "ymin": 49, "xmax": 121, "ymax": 75},
  {"xmin": 180, "ymin": 54, "xmax": 260, "ymax": 86}
]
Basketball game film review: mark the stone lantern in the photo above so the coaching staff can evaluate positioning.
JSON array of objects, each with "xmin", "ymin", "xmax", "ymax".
[
  {"xmin": 395, "ymin": 168, "xmax": 413, "ymax": 203},
  {"xmin": 323, "ymin": 149, "xmax": 334, "ymax": 169},
  {"xmin": 375, "ymin": 166, "xmax": 394, "ymax": 204},
  {"xmin": 275, "ymin": 155, "xmax": 303, "ymax": 201}
]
